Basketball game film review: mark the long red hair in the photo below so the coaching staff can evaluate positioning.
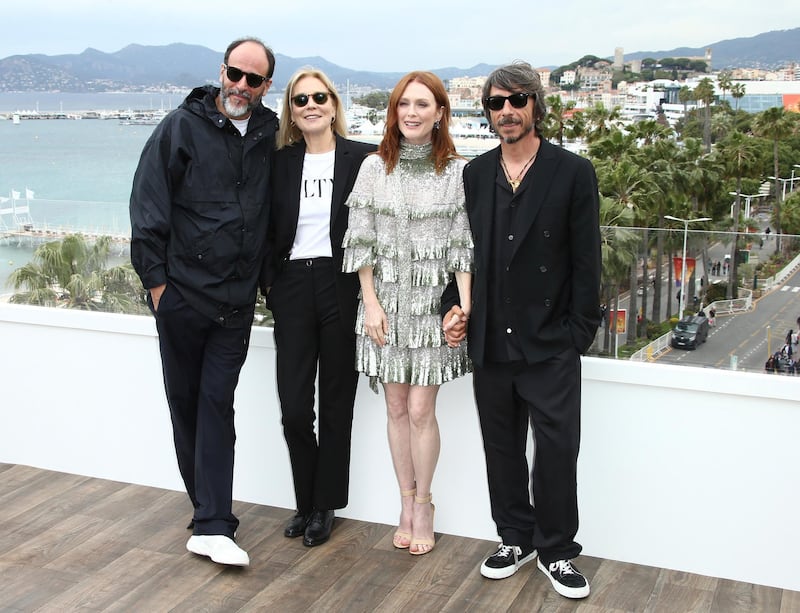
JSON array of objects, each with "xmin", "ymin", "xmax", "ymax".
[{"xmin": 379, "ymin": 71, "xmax": 459, "ymax": 175}]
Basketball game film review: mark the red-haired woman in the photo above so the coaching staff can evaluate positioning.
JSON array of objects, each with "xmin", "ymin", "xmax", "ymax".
[{"xmin": 342, "ymin": 71, "xmax": 473, "ymax": 555}]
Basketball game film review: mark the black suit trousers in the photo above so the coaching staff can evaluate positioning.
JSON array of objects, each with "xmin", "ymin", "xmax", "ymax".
[
  {"xmin": 473, "ymin": 347, "xmax": 582, "ymax": 564},
  {"xmin": 153, "ymin": 284, "xmax": 252, "ymax": 539},
  {"xmin": 270, "ymin": 258, "xmax": 358, "ymax": 513}
]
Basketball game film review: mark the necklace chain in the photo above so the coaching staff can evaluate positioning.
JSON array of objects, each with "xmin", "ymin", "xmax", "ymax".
[{"xmin": 500, "ymin": 151, "xmax": 537, "ymax": 192}]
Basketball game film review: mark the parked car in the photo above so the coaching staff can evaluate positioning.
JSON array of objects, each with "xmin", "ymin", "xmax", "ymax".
[{"xmin": 671, "ymin": 315, "xmax": 710, "ymax": 350}]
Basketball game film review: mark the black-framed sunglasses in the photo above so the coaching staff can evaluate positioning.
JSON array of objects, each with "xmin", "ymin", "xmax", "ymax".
[
  {"xmin": 484, "ymin": 92, "xmax": 535, "ymax": 111},
  {"xmin": 224, "ymin": 64, "xmax": 268, "ymax": 88},
  {"xmin": 291, "ymin": 92, "xmax": 331, "ymax": 107}
]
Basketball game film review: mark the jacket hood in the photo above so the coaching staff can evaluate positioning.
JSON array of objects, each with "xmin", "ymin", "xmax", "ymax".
[{"xmin": 180, "ymin": 84, "xmax": 278, "ymax": 128}]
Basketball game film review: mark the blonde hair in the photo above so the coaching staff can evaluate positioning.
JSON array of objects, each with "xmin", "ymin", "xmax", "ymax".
[{"xmin": 277, "ymin": 67, "xmax": 348, "ymax": 149}]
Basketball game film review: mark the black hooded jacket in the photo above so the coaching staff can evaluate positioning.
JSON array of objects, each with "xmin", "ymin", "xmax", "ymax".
[{"xmin": 130, "ymin": 85, "xmax": 278, "ymax": 326}]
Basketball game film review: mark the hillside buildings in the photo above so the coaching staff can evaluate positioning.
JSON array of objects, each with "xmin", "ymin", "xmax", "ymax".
[
  {"xmin": 353, "ymin": 49, "xmax": 799, "ymax": 138},
  {"xmin": 442, "ymin": 49, "xmax": 800, "ymax": 130}
]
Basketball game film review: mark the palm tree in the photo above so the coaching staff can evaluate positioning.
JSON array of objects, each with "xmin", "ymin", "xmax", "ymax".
[
  {"xmin": 8, "ymin": 234, "xmax": 147, "ymax": 314},
  {"xmin": 710, "ymin": 112, "xmax": 734, "ymax": 142},
  {"xmin": 543, "ymin": 95, "xmax": 577, "ymax": 147},
  {"xmin": 694, "ymin": 78, "xmax": 716, "ymax": 154},
  {"xmin": 678, "ymin": 85, "xmax": 694, "ymax": 115},
  {"xmin": 588, "ymin": 126, "xmax": 635, "ymax": 164},
  {"xmin": 626, "ymin": 119, "xmax": 673, "ymax": 146},
  {"xmin": 780, "ymin": 190, "xmax": 800, "ymax": 252},
  {"xmin": 718, "ymin": 71, "xmax": 733, "ymax": 106},
  {"xmin": 564, "ymin": 109, "xmax": 586, "ymax": 144},
  {"xmin": 584, "ymin": 103, "xmax": 621, "ymax": 143},
  {"xmin": 598, "ymin": 196, "xmax": 638, "ymax": 355},
  {"xmin": 753, "ymin": 106, "xmax": 799, "ymax": 250},
  {"xmin": 636, "ymin": 138, "xmax": 686, "ymax": 322},
  {"xmin": 730, "ymin": 83, "xmax": 746, "ymax": 112},
  {"xmin": 714, "ymin": 132, "xmax": 762, "ymax": 298},
  {"xmin": 596, "ymin": 157, "xmax": 648, "ymax": 342},
  {"xmin": 680, "ymin": 137, "xmax": 722, "ymax": 214}
]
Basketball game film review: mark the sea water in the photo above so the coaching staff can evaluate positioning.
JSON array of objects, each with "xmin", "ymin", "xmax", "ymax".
[{"xmin": 0, "ymin": 116, "xmax": 154, "ymax": 291}]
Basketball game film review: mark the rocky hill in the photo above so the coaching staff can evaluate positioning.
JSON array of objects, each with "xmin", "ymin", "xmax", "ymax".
[
  {"xmin": 624, "ymin": 27, "xmax": 800, "ymax": 68},
  {"xmin": 0, "ymin": 42, "xmax": 497, "ymax": 92}
]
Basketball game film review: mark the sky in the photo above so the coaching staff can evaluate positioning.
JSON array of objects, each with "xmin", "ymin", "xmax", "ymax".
[{"xmin": 4, "ymin": 1, "xmax": 799, "ymax": 71}]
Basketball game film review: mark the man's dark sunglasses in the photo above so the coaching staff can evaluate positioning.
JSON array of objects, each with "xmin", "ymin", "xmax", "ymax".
[
  {"xmin": 224, "ymin": 64, "xmax": 268, "ymax": 88},
  {"xmin": 484, "ymin": 92, "xmax": 536, "ymax": 111},
  {"xmin": 291, "ymin": 92, "xmax": 331, "ymax": 107}
]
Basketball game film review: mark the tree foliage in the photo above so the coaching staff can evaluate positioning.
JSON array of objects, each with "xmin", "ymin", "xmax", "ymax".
[
  {"xmin": 753, "ymin": 107, "xmax": 800, "ymax": 241},
  {"xmin": 8, "ymin": 234, "xmax": 148, "ymax": 314},
  {"xmin": 354, "ymin": 90, "xmax": 390, "ymax": 110}
]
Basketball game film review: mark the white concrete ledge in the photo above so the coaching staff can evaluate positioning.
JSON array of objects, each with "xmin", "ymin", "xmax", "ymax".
[{"xmin": 1, "ymin": 302, "xmax": 798, "ymax": 590}]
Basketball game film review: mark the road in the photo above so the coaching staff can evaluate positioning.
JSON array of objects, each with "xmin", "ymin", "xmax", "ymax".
[
  {"xmin": 639, "ymin": 218, "xmax": 777, "ymax": 323},
  {"xmin": 655, "ymin": 265, "xmax": 800, "ymax": 372},
  {"xmin": 598, "ymin": 217, "xmax": 788, "ymax": 370}
]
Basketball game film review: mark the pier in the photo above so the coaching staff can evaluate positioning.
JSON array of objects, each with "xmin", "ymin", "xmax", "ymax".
[
  {"xmin": 0, "ymin": 194, "xmax": 130, "ymax": 251},
  {"xmin": 1, "ymin": 108, "xmax": 168, "ymax": 122},
  {"xmin": 0, "ymin": 226, "xmax": 129, "ymax": 248}
]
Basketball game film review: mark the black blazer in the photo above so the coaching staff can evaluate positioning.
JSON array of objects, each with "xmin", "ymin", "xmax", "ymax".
[
  {"xmin": 262, "ymin": 135, "xmax": 376, "ymax": 327},
  {"xmin": 447, "ymin": 138, "xmax": 602, "ymax": 367}
]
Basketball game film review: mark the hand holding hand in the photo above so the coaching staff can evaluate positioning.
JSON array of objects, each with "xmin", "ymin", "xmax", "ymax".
[{"xmin": 443, "ymin": 305, "xmax": 468, "ymax": 347}]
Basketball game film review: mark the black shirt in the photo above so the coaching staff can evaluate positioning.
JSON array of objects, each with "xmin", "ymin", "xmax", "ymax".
[{"xmin": 485, "ymin": 159, "xmax": 532, "ymax": 363}]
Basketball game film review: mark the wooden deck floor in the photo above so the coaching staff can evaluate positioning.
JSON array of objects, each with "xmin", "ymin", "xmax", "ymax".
[{"xmin": 1, "ymin": 463, "xmax": 798, "ymax": 612}]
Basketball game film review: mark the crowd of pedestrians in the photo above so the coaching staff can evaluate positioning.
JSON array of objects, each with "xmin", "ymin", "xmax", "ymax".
[{"xmin": 765, "ymin": 328, "xmax": 799, "ymax": 374}]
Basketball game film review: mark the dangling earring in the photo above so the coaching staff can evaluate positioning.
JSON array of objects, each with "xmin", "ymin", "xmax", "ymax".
[{"xmin": 433, "ymin": 120, "xmax": 440, "ymax": 130}]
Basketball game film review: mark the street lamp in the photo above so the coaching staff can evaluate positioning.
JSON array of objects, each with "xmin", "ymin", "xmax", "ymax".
[{"xmin": 664, "ymin": 215, "xmax": 712, "ymax": 317}]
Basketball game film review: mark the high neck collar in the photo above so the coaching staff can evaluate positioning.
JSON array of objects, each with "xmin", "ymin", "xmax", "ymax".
[{"xmin": 399, "ymin": 139, "xmax": 433, "ymax": 160}]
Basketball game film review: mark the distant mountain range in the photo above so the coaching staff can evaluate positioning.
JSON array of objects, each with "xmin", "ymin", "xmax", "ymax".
[
  {"xmin": 0, "ymin": 27, "xmax": 797, "ymax": 93},
  {"xmin": 623, "ymin": 27, "xmax": 800, "ymax": 68}
]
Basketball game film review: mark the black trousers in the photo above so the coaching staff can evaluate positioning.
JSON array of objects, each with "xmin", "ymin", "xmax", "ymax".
[
  {"xmin": 270, "ymin": 258, "xmax": 358, "ymax": 513},
  {"xmin": 153, "ymin": 284, "xmax": 252, "ymax": 538},
  {"xmin": 473, "ymin": 347, "xmax": 582, "ymax": 564}
]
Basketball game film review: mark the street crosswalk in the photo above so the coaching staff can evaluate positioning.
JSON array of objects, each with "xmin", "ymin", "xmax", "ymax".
[{"xmin": 780, "ymin": 286, "xmax": 800, "ymax": 292}]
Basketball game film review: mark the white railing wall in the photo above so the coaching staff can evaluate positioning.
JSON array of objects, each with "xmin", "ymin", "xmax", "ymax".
[
  {"xmin": 1, "ymin": 303, "xmax": 799, "ymax": 591},
  {"xmin": 755, "ymin": 250, "xmax": 800, "ymax": 291}
]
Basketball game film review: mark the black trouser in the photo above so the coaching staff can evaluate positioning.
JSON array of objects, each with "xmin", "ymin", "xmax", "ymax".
[
  {"xmin": 473, "ymin": 347, "xmax": 582, "ymax": 564},
  {"xmin": 271, "ymin": 258, "xmax": 358, "ymax": 513},
  {"xmin": 154, "ymin": 284, "xmax": 252, "ymax": 538}
]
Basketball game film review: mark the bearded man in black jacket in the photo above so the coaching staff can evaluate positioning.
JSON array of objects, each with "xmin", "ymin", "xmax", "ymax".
[{"xmin": 130, "ymin": 37, "xmax": 277, "ymax": 568}]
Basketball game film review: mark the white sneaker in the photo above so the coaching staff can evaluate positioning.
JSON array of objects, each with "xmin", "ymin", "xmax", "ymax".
[
  {"xmin": 537, "ymin": 558, "xmax": 590, "ymax": 599},
  {"xmin": 186, "ymin": 535, "xmax": 249, "ymax": 567}
]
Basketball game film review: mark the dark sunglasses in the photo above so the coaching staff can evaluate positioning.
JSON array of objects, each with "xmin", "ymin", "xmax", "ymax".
[
  {"xmin": 224, "ymin": 64, "xmax": 268, "ymax": 88},
  {"xmin": 484, "ymin": 92, "xmax": 535, "ymax": 111},
  {"xmin": 291, "ymin": 92, "xmax": 331, "ymax": 107}
]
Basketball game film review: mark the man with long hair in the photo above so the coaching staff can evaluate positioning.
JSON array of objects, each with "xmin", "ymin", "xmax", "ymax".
[{"xmin": 443, "ymin": 61, "xmax": 601, "ymax": 599}]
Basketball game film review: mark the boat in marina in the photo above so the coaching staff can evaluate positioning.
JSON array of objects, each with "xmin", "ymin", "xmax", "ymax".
[{"xmin": 118, "ymin": 109, "xmax": 168, "ymax": 125}]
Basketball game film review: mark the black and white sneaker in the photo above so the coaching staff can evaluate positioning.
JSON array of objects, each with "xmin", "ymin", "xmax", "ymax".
[
  {"xmin": 537, "ymin": 558, "xmax": 590, "ymax": 599},
  {"xmin": 480, "ymin": 543, "xmax": 537, "ymax": 579}
]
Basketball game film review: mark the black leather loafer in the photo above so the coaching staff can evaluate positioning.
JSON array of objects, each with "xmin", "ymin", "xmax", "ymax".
[
  {"xmin": 284, "ymin": 512, "xmax": 311, "ymax": 538},
  {"xmin": 303, "ymin": 510, "xmax": 335, "ymax": 547}
]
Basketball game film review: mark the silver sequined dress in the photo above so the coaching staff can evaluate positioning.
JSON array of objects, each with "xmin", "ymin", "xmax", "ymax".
[{"xmin": 342, "ymin": 141, "xmax": 474, "ymax": 392}]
